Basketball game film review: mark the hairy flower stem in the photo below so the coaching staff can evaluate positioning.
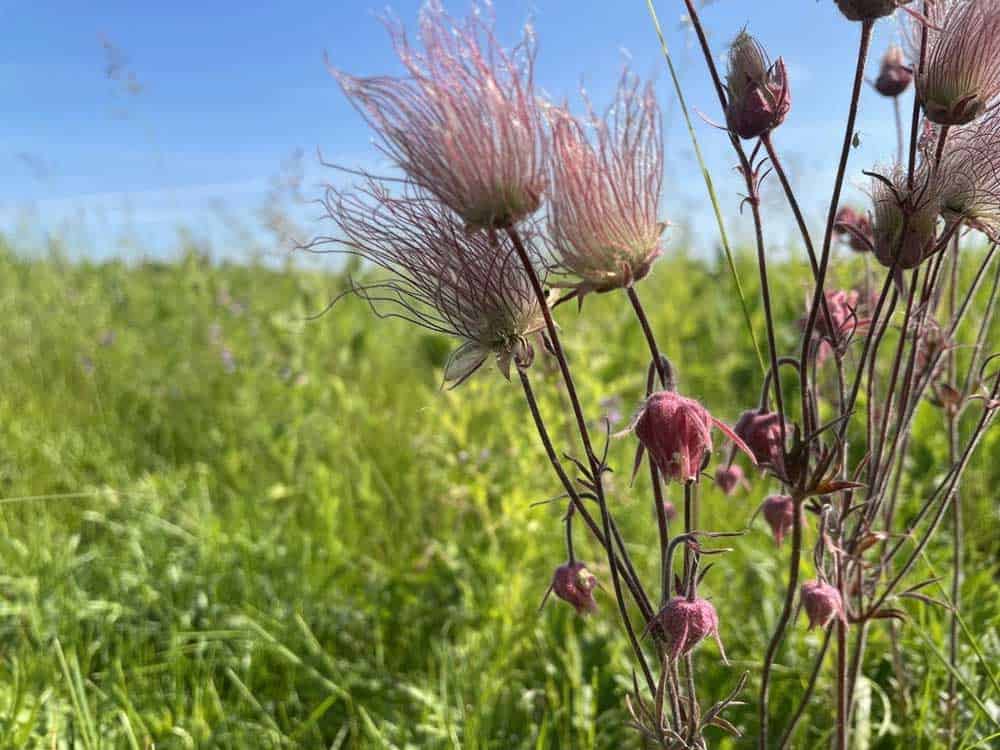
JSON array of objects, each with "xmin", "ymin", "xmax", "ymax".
[
  {"xmin": 507, "ymin": 226, "xmax": 657, "ymax": 694},
  {"xmin": 894, "ymin": 96, "xmax": 904, "ymax": 167},
  {"xmin": 946, "ymin": 235, "xmax": 961, "ymax": 748},
  {"xmin": 778, "ymin": 627, "xmax": 833, "ymax": 748},
  {"xmin": 645, "ymin": 361, "xmax": 672, "ymax": 606},
  {"xmin": 517, "ymin": 369, "xmax": 657, "ymax": 695},
  {"xmin": 759, "ymin": 496, "xmax": 805, "ymax": 748},
  {"xmin": 628, "ymin": 286, "xmax": 672, "ymax": 390},
  {"xmin": 800, "ymin": 19, "xmax": 874, "ymax": 448}
]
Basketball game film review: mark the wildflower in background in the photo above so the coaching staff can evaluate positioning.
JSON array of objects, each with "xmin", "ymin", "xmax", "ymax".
[
  {"xmin": 801, "ymin": 289, "xmax": 871, "ymax": 363},
  {"xmin": 309, "ymin": 178, "xmax": 547, "ymax": 387},
  {"xmin": 834, "ymin": 205, "xmax": 874, "ymax": 253},
  {"xmin": 918, "ymin": 0, "xmax": 1000, "ymax": 125},
  {"xmin": 714, "ymin": 464, "xmax": 749, "ymax": 496},
  {"xmin": 724, "ymin": 32, "xmax": 791, "ymax": 140},
  {"xmin": 662, "ymin": 500, "xmax": 678, "ymax": 522},
  {"xmin": 936, "ymin": 108, "xmax": 1000, "ymax": 241},
  {"xmin": 656, "ymin": 596, "xmax": 726, "ymax": 662},
  {"xmin": 631, "ymin": 391, "xmax": 755, "ymax": 484},
  {"xmin": 548, "ymin": 562, "xmax": 598, "ymax": 615},
  {"xmin": 914, "ymin": 316, "xmax": 953, "ymax": 383},
  {"xmin": 332, "ymin": 1, "xmax": 545, "ymax": 231},
  {"xmin": 801, "ymin": 580, "xmax": 848, "ymax": 630},
  {"xmin": 835, "ymin": 0, "xmax": 909, "ymax": 22},
  {"xmin": 733, "ymin": 408, "xmax": 789, "ymax": 481},
  {"xmin": 874, "ymin": 45, "xmax": 913, "ymax": 98},
  {"xmin": 761, "ymin": 495, "xmax": 800, "ymax": 545},
  {"xmin": 546, "ymin": 72, "xmax": 665, "ymax": 297},
  {"xmin": 869, "ymin": 165, "xmax": 941, "ymax": 272}
]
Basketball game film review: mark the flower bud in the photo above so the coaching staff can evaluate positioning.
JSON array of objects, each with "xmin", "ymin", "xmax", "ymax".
[
  {"xmin": 835, "ymin": 0, "xmax": 903, "ymax": 22},
  {"xmin": 655, "ymin": 596, "xmax": 726, "ymax": 662},
  {"xmin": 874, "ymin": 45, "xmax": 913, "ymax": 98},
  {"xmin": 761, "ymin": 495, "xmax": 799, "ymax": 546},
  {"xmin": 733, "ymin": 409, "xmax": 788, "ymax": 481},
  {"xmin": 835, "ymin": 206, "xmax": 874, "ymax": 253},
  {"xmin": 662, "ymin": 500, "xmax": 678, "ymax": 523},
  {"xmin": 800, "ymin": 580, "xmax": 847, "ymax": 630},
  {"xmin": 714, "ymin": 464, "xmax": 748, "ymax": 496},
  {"xmin": 724, "ymin": 32, "xmax": 791, "ymax": 140},
  {"xmin": 633, "ymin": 391, "xmax": 753, "ymax": 484},
  {"xmin": 870, "ymin": 167, "xmax": 941, "ymax": 271},
  {"xmin": 550, "ymin": 562, "xmax": 598, "ymax": 615}
]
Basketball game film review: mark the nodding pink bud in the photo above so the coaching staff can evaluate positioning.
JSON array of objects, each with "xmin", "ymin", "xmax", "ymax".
[
  {"xmin": 870, "ymin": 166, "xmax": 941, "ymax": 272},
  {"xmin": 633, "ymin": 391, "xmax": 754, "ymax": 484},
  {"xmin": 835, "ymin": 206, "xmax": 874, "ymax": 253},
  {"xmin": 662, "ymin": 500, "xmax": 678, "ymax": 522},
  {"xmin": 724, "ymin": 32, "xmax": 791, "ymax": 140},
  {"xmin": 800, "ymin": 580, "xmax": 847, "ymax": 630},
  {"xmin": 835, "ymin": 0, "xmax": 904, "ymax": 22},
  {"xmin": 919, "ymin": 0, "xmax": 1000, "ymax": 126},
  {"xmin": 656, "ymin": 596, "xmax": 726, "ymax": 662},
  {"xmin": 761, "ymin": 495, "xmax": 799, "ymax": 546},
  {"xmin": 733, "ymin": 409, "xmax": 788, "ymax": 481},
  {"xmin": 874, "ymin": 45, "xmax": 913, "ymax": 98},
  {"xmin": 714, "ymin": 465, "xmax": 748, "ymax": 496},
  {"xmin": 551, "ymin": 562, "xmax": 598, "ymax": 615}
]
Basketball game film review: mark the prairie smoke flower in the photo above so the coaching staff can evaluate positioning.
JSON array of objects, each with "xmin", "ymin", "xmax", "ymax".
[
  {"xmin": 869, "ymin": 166, "xmax": 941, "ymax": 271},
  {"xmin": 836, "ymin": 0, "xmax": 909, "ymax": 21},
  {"xmin": 311, "ymin": 179, "xmax": 547, "ymax": 387},
  {"xmin": 631, "ymin": 391, "xmax": 754, "ymax": 484},
  {"xmin": 874, "ymin": 45, "xmax": 913, "ymax": 98},
  {"xmin": 546, "ymin": 73, "xmax": 665, "ymax": 296},
  {"xmin": 655, "ymin": 596, "xmax": 726, "ymax": 662},
  {"xmin": 761, "ymin": 495, "xmax": 800, "ymax": 546},
  {"xmin": 733, "ymin": 409, "xmax": 789, "ymax": 481},
  {"xmin": 834, "ymin": 205, "xmax": 875, "ymax": 253},
  {"xmin": 333, "ymin": 2, "xmax": 545, "ymax": 231},
  {"xmin": 800, "ymin": 580, "xmax": 848, "ymax": 630},
  {"xmin": 724, "ymin": 32, "xmax": 791, "ymax": 140},
  {"xmin": 918, "ymin": 0, "xmax": 1000, "ymax": 125},
  {"xmin": 802, "ymin": 289, "xmax": 871, "ymax": 363},
  {"xmin": 549, "ymin": 562, "xmax": 598, "ymax": 615},
  {"xmin": 714, "ymin": 464, "xmax": 749, "ymax": 496},
  {"xmin": 936, "ymin": 108, "xmax": 1000, "ymax": 241}
]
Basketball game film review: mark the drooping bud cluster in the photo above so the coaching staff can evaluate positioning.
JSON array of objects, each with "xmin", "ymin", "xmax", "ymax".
[
  {"xmin": 547, "ymin": 72, "xmax": 666, "ymax": 296},
  {"xmin": 761, "ymin": 495, "xmax": 799, "ymax": 546},
  {"xmin": 714, "ymin": 464, "xmax": 748, "ymax": 496},
  {"xmin": 633, "ymin": 391, "xmax": 753, "ymax": 483},
  {"xmin": 800, "ymin": 580, "xmax": 848, "ymax": 630},
  {"xmin": 869, "ymin": 166, "xmax": 941, "ymax": 271},
  {"xmin": 834, "ymin": 206, "xmax": 874, "ymax": 253},
  {"xmin": 333, "ymin": 2, "xmax": 546, "ymax": 231},
  {"xmin": 724, "ymin": 32, "xmax": 791, "ymax": 140},
  {"xmin": 655, "ymin": 596, "xmax": 726, "ymax": 662},
  {"xmin": 874, "ymin": 45, "xmax": 913, "ymax": 98},
  {"xmin": 550, "ymin": 562, "xmax": 598, "ymax": 615},
  {"xmin": 918, "ymin": 0, "xmax": 1000, "ymax": 126},
  {"xmin": 733, "ymin": 409, "xmax": 788, "ymax": 481},
  {"xmin": 835, "ymin": 0, "xmax": 907, "ymax": 22}
]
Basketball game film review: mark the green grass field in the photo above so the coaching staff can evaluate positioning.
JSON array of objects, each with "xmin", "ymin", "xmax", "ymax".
[{"xmin": 0, "ymin": 241, "xmax": 997, "ymax": 748}]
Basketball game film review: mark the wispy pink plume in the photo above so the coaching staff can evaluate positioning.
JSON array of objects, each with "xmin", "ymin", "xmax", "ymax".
[
  {"xmin": 937, "ymin": 106, "xmax": 1000, "ymax": 241},
  {"xmin": 331, "ymin": 1, "xmax": 545, "ymax": 232},
  {"xmin": 307, "ymin": 178, "xmax": 547, "ymax": 387},
  {"xmin": 546, "ymin": 72, "xmax": 665, "ymax": 296}
]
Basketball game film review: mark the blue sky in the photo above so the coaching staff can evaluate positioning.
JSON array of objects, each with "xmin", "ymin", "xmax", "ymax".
[{"xmin": 0, "ymin": 0, "xmax": 912, "ymax": 261}]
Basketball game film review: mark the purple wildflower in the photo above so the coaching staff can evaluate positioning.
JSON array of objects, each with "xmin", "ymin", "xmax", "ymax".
[
  {"xmin": 936, "ymin": 107, "xmax": 1000, "ymax": 241},
  {"xmin": 874, "ymin": 45, "xmax": 913, "ymax": 98},
  {"xmin": 655, "ymin": 596, "xmax": 726, "ymax": 662},
  {"xmin": 549, "ymin": 562, "xmax": 598, "ymax": 615},
  {"xmin": 801, "ymin": 580, "xmax": 848, "ymax": 630},
  {"xmin": 332, "ymin": 1, "xmax": 545, "ymax": 231},
  {"xmin": 724, "ymin": 32, "xmax": 791, "ymax": 140},
  {"xmin": 869, "ymin": 165, "xmax": 941, "ymax": 272}
]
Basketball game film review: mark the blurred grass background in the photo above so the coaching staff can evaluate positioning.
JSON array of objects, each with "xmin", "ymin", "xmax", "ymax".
[{"xmin": 0, "ymin": 239, "xmax": 997, "ymax": 749}]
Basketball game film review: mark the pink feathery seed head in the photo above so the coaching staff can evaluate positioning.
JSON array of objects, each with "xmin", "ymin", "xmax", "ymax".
[
  {"xmin": 801, "ymin": 580, "xmax": 848, "ymax": 630},
  {"xmin": 869, "ymin": 165, "xmax": 942, "ymax": 272},
  {"xmin": 936, "ymin": 106, "xmax": 1000, "ymax": 241},
  {"xmin": 633, "ymin": 391, "xmax": 755, "ymax": 484},
  {"xmin": 309, "ymin": 178, "xmax": 547, "ymax": 388},
  {"xmin": 835, "ymin": 0, "xmax": 909, "ymax": 21},
  {"xmin": 724, "ymin": 32, "xmax": 791, "ymax": 140},
  {"xmin": 714, "ymin": 464, "xmax": 748, "ymax": 496},
  {"xmin": 733, "ymin": 408, "xmax": 789, "ymax": 481},
  {"xmin": 761, "ymin": 495, "xmax": 800, "ymax": 546},
  {"xmin": 332, "ymin": 1, "xmax": 546, "ymax": 232},
  {"xmin": 875, "ymin": 45, "xmax": 913, "ymax": 98},
  {"xmin": 551, "ymin": 562, "xmax": 598, "ymax": 615},
  {"xmin": 835, "ymin": 205, "xmax": 875, "ymax": 253},
  {"xmin": 655, "ymin": 596, "xmax": 725, "ymax": 662},
  {"xmin": 546, "ymin": 71, "xmax": 665, "ymax": 296},
  {"xmin": 919, "ymin": 0, "xmax": 1000, "ymax": 125}
]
